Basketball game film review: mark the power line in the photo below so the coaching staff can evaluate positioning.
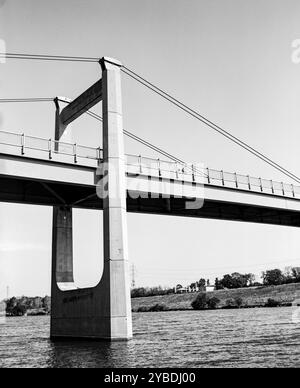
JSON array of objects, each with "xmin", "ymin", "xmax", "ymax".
[
  {"xmin": 121, "ymin": 66, "xmax": 300, "ymax": 184},
  {"xmin": 136, "ymin": 258, "xmax": 300, "ymax": 274},
  {"xmin": 0, "ymin": 52, "xmax": 99, "ymax": 63}
]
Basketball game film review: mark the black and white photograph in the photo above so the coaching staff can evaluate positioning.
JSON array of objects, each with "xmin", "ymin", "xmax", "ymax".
[{"xmin": 0, "ymin": 0, "xmax": 299, "ymax": 371}]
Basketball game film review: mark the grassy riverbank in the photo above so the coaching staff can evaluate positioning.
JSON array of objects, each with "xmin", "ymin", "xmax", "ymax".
[{"xmin": 131, "ymin": 283, "xmax": 300, "ymax": 312}]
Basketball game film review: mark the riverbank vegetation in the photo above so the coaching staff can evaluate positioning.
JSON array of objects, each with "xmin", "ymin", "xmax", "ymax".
[
  {"xmin": 5, "ymin": 296, "xmax": 50, "ymax": 317},
  {"xmin": 3, "ymin": 268, "xmax": 300, "ymax": 316},
  {"xmin": 130, "ymin": 267, "xmax": 300, "ymax": 299},
  {"xmin": 131, "ymin": 282, "xmax": 300, "ymax": 312}
]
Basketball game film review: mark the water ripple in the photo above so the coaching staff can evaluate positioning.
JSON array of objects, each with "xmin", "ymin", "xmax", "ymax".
[{"xmin": 0, "ymin": 307, "xmax": 299, "ymax": 368}]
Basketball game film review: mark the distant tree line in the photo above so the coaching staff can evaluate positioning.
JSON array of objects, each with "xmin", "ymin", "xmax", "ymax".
[
  {"xmin": 5, "ymin": 296, "xmax": 51, "ymax": 317},
  {"xmin": 4, "ymin": 268, "xmax": 300, "ymax": 308},
  {"xmin": 262, "ymin": 268, "xmax": 300, "ymax": 286},
  {"xmin": 215, "ymin": 272, "xmax": 257, "ymax": 290},
  {"xmin": 131, "ymin": 267, "xmax": 300, "ymax": 298},
  {"xmin": 215, "ymin": 267, "xmax": 300, "ymax": 290}
]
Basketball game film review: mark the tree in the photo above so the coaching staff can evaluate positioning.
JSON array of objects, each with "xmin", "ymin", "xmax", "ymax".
[
  {"xmin": 215, "ymin": 278, "xmax": 223, "ymax": 290},
  {"xmin": 220, "ymin": 274, "xmax": 236, "ymax": 289},
  {"xmin": 231, "ymin": 273, "xmax": 255, "ymax": 288},
  {"xmin": 32, "ymin": 297, "xmax": 43, "ymax": 310},
  {"xmin": 13, "ymin": 303, "xmax": 27, "ymax": 316},
  {"xmin": 292, "ymin": 268, "xmax": 300, "ymax": 282},
  {"xmin": 197, "ymin": 279, "xmax": 206, "ymax": 291},
  {"xmin": 6, "ymin": 297, "xmax": 17, "ymax": 315},
  {"xmin": 262, "ymin": 269, "xmax": 285, "ymax": 286},
  {"xmin": 245, "ymin": 274, "xmax": 256, "ymax": 287},
  {"xmin": 191, "ymin": 293, "xmax": 207, "ymax": 310},
  {"xmin": 218, "ymin": 273, "xmax": 257, "ymax": 289},
  {"xmin": 190, "ymin": 283, "xmax": 197, "ymax": 291},
  {"xmin": 42, "ymin": 296, "xmax": 51, "ymax": 313}
]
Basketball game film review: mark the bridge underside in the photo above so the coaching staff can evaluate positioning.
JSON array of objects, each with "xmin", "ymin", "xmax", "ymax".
[{"xmin": 0, "ymin": 176, "xmax": 299, "ymax": 227}]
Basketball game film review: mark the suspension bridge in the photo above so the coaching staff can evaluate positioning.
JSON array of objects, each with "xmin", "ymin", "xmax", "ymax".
[{"xmin": 0, "ymin": 54, "xmax": 299, "ymax": 341}]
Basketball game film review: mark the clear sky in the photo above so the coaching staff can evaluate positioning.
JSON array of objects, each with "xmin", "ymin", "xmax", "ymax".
[{"xmin": 0, "ymin": 0, "xmax": 300, "ymax": 299}]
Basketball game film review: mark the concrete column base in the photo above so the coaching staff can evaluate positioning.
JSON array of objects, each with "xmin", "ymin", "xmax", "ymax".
[{"xmin": 50, "ymin": 207, "xmax": 132, "ymax": 341}]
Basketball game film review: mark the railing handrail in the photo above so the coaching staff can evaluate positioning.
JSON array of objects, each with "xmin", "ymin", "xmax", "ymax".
[
  {"xmin": 0, "ymin": 130, "xmax": 299, "ymax": 199},
  {"xmin": 0, "ymin": 130, "xmax": 102, "ymax": 161}
]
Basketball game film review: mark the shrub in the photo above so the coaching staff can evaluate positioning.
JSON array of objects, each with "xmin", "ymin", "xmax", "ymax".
[
  {"xmin": 149, "ymin": 304, "xmax": 168, "ymax": 312},
  {"xmin": 191, "ymin": 293, "xmax": 207, "ymax": 310},
  {"xmin": 131, "ymin": 287, "xmax": 174, "ymax": 298},
  {"xmin": 207, "ymin": 297, "xmax": 220, "ymax": 309},
  {"xmin": 225, "ymin": 299, "xmax": 235, "ymax": 308},
  {"xmin": 235, "ymin": 297, "xmax": 244, "ymax": 308},
  {"xmin": 191, "ymin": 294, "xmax": 221, "ymax": 310},
  {"xmin": 265, "ymin": 299, "xmax": 281, "ymax": 308},
  {"xmin": 136, "ymin": 306, "xmax": 149, "ymax": 313}
]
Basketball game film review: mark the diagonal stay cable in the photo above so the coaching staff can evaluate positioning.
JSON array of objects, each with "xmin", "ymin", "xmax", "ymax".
[
  {"xmin": 0, "ymin": 52, "xmax": 100, "ymax": 63},
  {"xmin": 0, "ymin": 96, "xmax": 207, "ymax": 178},
  {"xmin": 56, "ymin": 98, "xmax": 207, "ymax": 178},
  {"xmin": 121, "ymin": 66, "xmax": 300, "ymax": 184}
]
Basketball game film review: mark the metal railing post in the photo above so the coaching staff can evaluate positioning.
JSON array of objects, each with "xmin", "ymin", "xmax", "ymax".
[
  {"xmin": 221, "ymin": 170, "xmax": 225, "ymax": 186},
  {"xmin": 139, "ymin": 155, "xmax": 143, "ymax": 174},
  {"xmin": 235, "ymin": 173, "xmax": 238, "ymax": 188},
  {"xmin": 73, "ymin": 143, "xmax": 77, "ymax": 164},
  {"xmin": 158, "ymin": 158, "xmax": 161, "ymax": 177},
  {"xmin": 259, "ymin": 178, "xmax": 263, "ymax": 192},
  {"xmin": 292, "ymin": 184, "xmax": 295, "ymax": 198},
  {"xmin": 48, "ymin": 139, "xmax": 52, "ymax": 160},
  {"xmin": 271, "ymin": 180, "xmax": 274, "ymax": 194},
  {"xmin": 282, "ymin": 182, "xmax": 285, "ymax": 196},
  {"xmin": 192, "ymin": 164, "xmax": 195, "ymax": 183},
  {"xmin": 247, "ymin": 175, "xmax": 251, "ymax": 190},
  {"xmin": 207, "ymin": 168, "xmax": 210, "ymax": 184},
  {"xmin": 21, "ymin": 133, "xmax": 25, "ymax": 155}
]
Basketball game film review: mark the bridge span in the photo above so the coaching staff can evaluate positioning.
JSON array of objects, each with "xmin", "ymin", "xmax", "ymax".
[
  {"xmin": 1, "ymin": 57, "xmax": 299, "ymax": 341},
  {"xmin": 0, "ymin": 130, "xmax": 300, "ymax": 227}
]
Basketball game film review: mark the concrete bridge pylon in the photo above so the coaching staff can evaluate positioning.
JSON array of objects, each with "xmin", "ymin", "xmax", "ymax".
[{"xmin": 50, "ymin": 57, "xmax": 133, "ymax": 341}]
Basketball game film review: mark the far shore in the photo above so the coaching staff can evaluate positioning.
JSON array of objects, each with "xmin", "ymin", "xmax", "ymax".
[
  {"xmin": 2, "ymin": 283, "xmax": 300, "ymax": 317},
  {"xmin": 131, "ymin": 282, "xmax": 300, "ymax": 313}
]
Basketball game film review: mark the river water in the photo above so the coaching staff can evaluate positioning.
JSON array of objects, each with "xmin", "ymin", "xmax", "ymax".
[{"xmin": 0, "ymin": 307, "xmax": 299, "ymax": 368}]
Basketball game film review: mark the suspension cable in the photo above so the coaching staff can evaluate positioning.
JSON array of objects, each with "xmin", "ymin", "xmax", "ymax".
[{"xmin": 121, "ymin": 66, "xmax": 300, "ymax": 184}]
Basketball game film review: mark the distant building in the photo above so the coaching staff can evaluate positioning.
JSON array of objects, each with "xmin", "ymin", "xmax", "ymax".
[
  {"xmin": 174, "ymin": 284, "xmax": 216, "ymax": 294},
  {"xmin": 205, "ymin": 285, "xmax": 216, "ymax": 293},
  {"xmin": 175, "ymin": 287, "xmax": 188, "ymax": 294}
]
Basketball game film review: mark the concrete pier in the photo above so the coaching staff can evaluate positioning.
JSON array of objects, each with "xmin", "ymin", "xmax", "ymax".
[
  {"xmin": 52, "ymin": 207, "xmax": 74, "ymax": 285},
  {"xmin": 100, "ymin": 57, "xmax": 132, "ymax": 340},
  {"xmin": 50, "ymin": 57, "xmax": 132, "ymax": 341}
]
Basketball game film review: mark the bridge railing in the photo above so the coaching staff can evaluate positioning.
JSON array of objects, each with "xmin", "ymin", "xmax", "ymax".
[
  {"xmin": 126, "ymin": 154, "xmax": 206, "ymax": 183},
  {"xmin": 125, "ymin": 154, "xmax": 300, "ymax": 199},
  {"xmin": 0, "ymin": 130, "xmax": 299, "ymax": 199},
  {"xmin": 0, "ymin": 130, "xmax": 102, "ymax": 163}
]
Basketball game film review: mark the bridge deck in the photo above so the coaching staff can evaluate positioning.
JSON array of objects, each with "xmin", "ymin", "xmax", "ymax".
[
  {"xmin": 0, "ymin": 130, "xmax": 298, "ymax": 199},
  {"xmin": 0, "ymin": 131, "xmax": 300, "ymax": 227}
]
